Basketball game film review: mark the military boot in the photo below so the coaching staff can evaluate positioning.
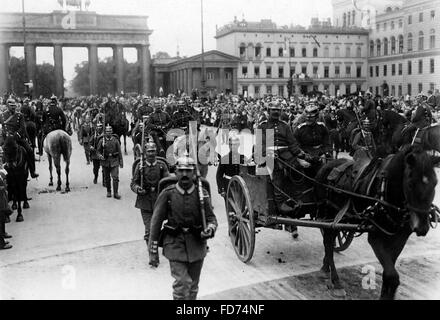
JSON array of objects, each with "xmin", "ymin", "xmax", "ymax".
[
  {"xmin": 106, "ymin": 180, "xmax": 112, "ymax": 198},
  {"xmin": 113, "ymin": 180, "xmax": 121, "ymax": 200}
]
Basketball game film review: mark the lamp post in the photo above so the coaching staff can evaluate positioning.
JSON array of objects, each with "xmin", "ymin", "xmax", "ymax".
[{"xmin": 200, "ymin": 0, "xmax": 207, "ymax": 101}]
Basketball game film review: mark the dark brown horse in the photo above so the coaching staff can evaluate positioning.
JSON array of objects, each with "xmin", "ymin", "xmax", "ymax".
[
  {"xmin": 43, "ymin": 130, "xmax": 72, "ymax": 192},
  {"xmin": 2, "ymin": 137, "xmax": 29, "ymax": 222},
  {"xmin": 315, "ymin": 144, "xmax": 438, "ymax": 299}
]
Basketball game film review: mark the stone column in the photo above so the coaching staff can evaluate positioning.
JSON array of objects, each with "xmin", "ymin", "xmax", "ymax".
[
  {"xmin": 183, "ymin": 69, "xmax": 188, "ymax": 94},
  {"xmin": 113, "ymin": 45, "xmax": 124, "ymax": 94},
  {"xmin": 88, "ymin": 44, "xmax": 98, "ymax": 95},
  {"xmin": 232, "ymin": 68, "xmax": 238, "ymax": 94},
  {"xmin": 25, "ymin": 44, "xmax": 37, "ymax": 92},
  {"xmin": 0, "ymin": 44, "xmax": 9, "ymax": 94},
  {"xmin": 138, "ymin": 45, "xmax": 151, "ymax": 95},
  {"xmin": 219, "ymin": 68, "xmax": 225, "ymax": 93},
  {"xmin": 188, "ymin": 68, "xmax": 193, "ymax": 93},
  {"xmin": 53, "ymin": 44, "xmax": 64, "ymax": 97}
]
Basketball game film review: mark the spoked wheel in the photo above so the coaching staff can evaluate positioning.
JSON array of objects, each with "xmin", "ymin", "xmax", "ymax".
[
  {"xmin": 226, "ymin": 176, "xmax": 255, "ymax": 263},
  {"xmin": 321, "ymin": 229, "xmax": 355, "ymax": 252},
  {"xmin": 133, "ymin": 143, "xmax": 142, "ymax": 161},
  {"xmin": 334, "ymin": 230, "xmax": 354, "ymax": 252}
]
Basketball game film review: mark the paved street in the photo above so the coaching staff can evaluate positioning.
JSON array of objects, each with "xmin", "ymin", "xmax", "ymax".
[{"xmin": 0, "ymin": 130, "xmax": 440, "ymax": 300}]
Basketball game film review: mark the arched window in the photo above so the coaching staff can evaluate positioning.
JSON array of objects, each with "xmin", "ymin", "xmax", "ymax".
[
  {"xmin": 369, "ymin": 40, "xmax": 374, "ymax": 56},
  {"xmin": 383, "ymin": 38, "xmax": 389, "ymax": 55},
  {"xmin": 324, "ymin": 46, "xmax": 329, "ymax": 57},
  {"xmin": 418, "ymin": 31, "xmax": 424, "ymax": 50},
  {"xmin": 239, "ymin": 43, "xmax": 246, "ymax": 57},
  {"xmin": 255, "ymin": 43, "xmax": 262, "ymax": 58},
  {"xmin": 343, "ymin": 13, "xmax": 347, "ymax": 27},
  {"xmin": 357, "ymin": 46, "xmax": 362, "ymax": 57},
  {"xmin": 376, "ymin": 39, "xmax": 381, "ymax": 56},
  {"xmin": 335, "ymin": 46, "xmax": 340, "ymax": 57},
  {"xmin": 398, "ymin": 35, "xmax": 404, "ymax": 53},
  {"xmin": 391, "ymin": 36, "xmax": 396, "ymax": 54},
  {"xmin": 407, "ymin": 33, "xmax": 413, "ymax": 52},
  {"xmin": 313, "ymin": 47, "xmax": 318, "ymax": 57},
  {"xmin": 352, "ymin": 10, "xmax": 355, "ymax": 25},
  {"xmin": 302, "ymin": 47, "xmax": 307, "ymax": 57},
  {"xmin": 430, "ymin": 29, "xmax": 436, "ymax": 49},
  {"xmin": 348, "ymin": 12, "xmax": 351, "ymax": 26},
  {"xmin": 346, "ymin": 46, "xmax": 351, "ymax": 57}
]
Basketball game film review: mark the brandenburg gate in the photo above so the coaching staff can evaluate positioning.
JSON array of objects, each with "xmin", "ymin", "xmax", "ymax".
[{"xmin": 0, "ymin": 10, "xmax": 153, "ymax": 96}]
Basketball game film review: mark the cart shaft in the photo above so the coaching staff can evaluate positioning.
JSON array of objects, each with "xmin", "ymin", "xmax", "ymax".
[{"xmin": 266, "ymin": 216, "xmax": 374, "ymax": 232}]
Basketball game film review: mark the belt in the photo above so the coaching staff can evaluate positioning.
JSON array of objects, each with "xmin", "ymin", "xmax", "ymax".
[{"xmin": 107, "ymin": 153, "xmax": 119, "ymax": 157}]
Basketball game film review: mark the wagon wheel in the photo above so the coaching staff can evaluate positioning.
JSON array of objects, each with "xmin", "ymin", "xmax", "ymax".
[
  {"xmin": 226, "ymin": 176, "xmax": 255, "ymax": 263},
  {"xmin": 321, "ymin": 229, "xmax": 355, "ymax": 252}
]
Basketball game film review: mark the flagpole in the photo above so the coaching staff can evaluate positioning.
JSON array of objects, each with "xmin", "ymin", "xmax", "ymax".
[
  {"xmin": 200, "ymin": 0, "xmax": 206, "ymax": 101},
  {"xmin": 22, "ymin": 0, "xmax": 28, "ymax": 85}
]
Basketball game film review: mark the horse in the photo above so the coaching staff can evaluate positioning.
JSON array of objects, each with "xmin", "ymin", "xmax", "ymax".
[
  {"xmin": 111, "ymin": 119, "xmax": 130, "ymax": 155},
  {"xmin": 397, "ymin": 123, "xmax": 440, "ymax": 156},
  {"xmin": 2, "ymin": 137, "xmax": 29, "ymax": 222},
  {"xmin": 43, "ymin": 130, "xmax": 72, "ymax": 192},
  {"xmin": 336, "ymin": 108, "xmax": 357, "ymax": 152},
  {"xmin": 374, "ymin": 109, "xmax": 409, "ymax": 156},
  {"xmin": 314, "ymin": 144, "xmax": 438, "ymax": 299}
]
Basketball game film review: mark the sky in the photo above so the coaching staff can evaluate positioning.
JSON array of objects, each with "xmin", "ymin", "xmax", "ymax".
[{"xmin": 1, "ymin": 0, "xmax": 333, "ymax": 82}]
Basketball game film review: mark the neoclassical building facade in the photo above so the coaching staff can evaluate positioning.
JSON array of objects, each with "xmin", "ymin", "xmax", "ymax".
[
  {"xmin": 215, "ymin": 18, "xmax": 369, "ymax": 98},
  {"xmin": 333, "ymin": 0, "xmax": 439, "ymax": 96}
]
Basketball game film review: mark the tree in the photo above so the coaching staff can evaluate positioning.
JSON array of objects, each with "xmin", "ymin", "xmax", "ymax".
[
  {"xmin": 9, "ymin": 57, "xmax": 57, "ymax": 98},
  {"xmin": 71, "ymin": 57, "xmax": 140, "ymax": 96},
  {"xmin": 153, "ymin": 51, "xmax": 171, "ymax": 59}
]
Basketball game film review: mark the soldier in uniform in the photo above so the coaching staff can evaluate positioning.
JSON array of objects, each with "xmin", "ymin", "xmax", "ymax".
[
  {"xmin": 89, "ymin": 122, "xmax": 104, "ymax": 185},
  {"xmin": 136, "ymin": 96, "xmax": 153, "ymax": 123},
  {"xmin": 361, "ymin": 91, "xmax": 377, "ymax": 126},
  {"xmin": 0, "ymin": 98, "xmax": 39, "ymax": 178},
  {"xmin": 0, "ymin": 147, "xmax": 12, "ymax": 250},
  {"xmin": 149, "ymin": 155, "xmax": 218, "ymax": 300},
  {"xmin": 149, "ymin": 100, "xmax": 172, "ymax": 154},
  {"xmin": 411, "ymin": 94, "xmax": 434, "ymax": 129},
  {"xmin": 130, "ymin": 141, "xmax": 169, "ymax": 250},
  {"xmin": 294, "ymin": 104, "xmax": 332, "ymax": 174},
  {"xmin": 20, "ymin": 98, "xmax": 36, "ymax": 123},
  {"xmin": 79, "ymin": 115, "xmax": 93, "ymax": 165},
  {"xmin": 257, "ymin": 102, "xmax": 303, "ymax": 214},
  {"xmin": 97, "ymin": 125, "xmax": 123, "ymax": 199},
  {"xmin": 42, "ymin": 95, "xmax": 67, "ymax": 136},
  {"xmin": 216, "ymin": 134, "xmax": 247, "ymax": 197},
  {"xmin": 172, "ymin": 100, "xmax": 193, "ymax": 129}
]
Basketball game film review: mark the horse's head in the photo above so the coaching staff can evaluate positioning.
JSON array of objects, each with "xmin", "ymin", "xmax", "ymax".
[
  {"xmin": 2, "ymin": 136, "xmax": 18, "ymax": 164},
  {"xmin": 402, "ymin": 145, "xmax": 438, "ymax": 236}
]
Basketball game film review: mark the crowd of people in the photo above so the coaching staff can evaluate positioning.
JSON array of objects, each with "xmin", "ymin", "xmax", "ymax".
[{"xmin": 0, "ymin": 88, "xmax": 438, "ymax": 299}]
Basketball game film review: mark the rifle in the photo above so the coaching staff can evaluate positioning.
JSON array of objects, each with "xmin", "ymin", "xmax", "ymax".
[
  {"xmin": 188, "ymin": 123, "xmax": 207, "ymax": 230},
  {"xmin": 140, "ymin": 119, "xmax": 146, "ymax": 189},
  {"xmin": 353, "ymin": 103, "xmax": 372, "ymax": 158}
]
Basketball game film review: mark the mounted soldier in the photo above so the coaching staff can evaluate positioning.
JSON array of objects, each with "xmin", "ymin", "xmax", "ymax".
[
  {"xmin": 42, "ymin": 95, "xmax": 67, "ymax": 137},
  {"xmin": 172, "ymin": 100, "xmax": 193, "ymax": 129},
  {"xmin": 136, "ymin": 96, "xmax": 153, "ymax": 124},
  {"xmin": 0, "ymin": 98, "xmax": 39, "ymax": 179},
  {"xmin": 149, "ymin": 99, "xmax": 172, "ymax": 155},
  {"xmin": 411, "ymin": 94, "xmax": 435, "ymax": 129}
]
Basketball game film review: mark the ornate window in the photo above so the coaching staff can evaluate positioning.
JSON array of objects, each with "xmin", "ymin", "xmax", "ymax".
[
  {"xmin": 418, "ymin": 31, "xmax": 424, "ymax": 50},
  {"xmin": 407, "ymin": 33, "xmax": 413, "ymax": 52}
]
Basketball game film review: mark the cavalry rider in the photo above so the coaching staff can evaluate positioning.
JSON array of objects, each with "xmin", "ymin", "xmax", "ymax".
[
  {"xmin": 257, "ymin": 101, "xmax": 303, "ymax": 214},
  {"xmin": 79, "ymin": 115, "xmax": 93, "ymax": 165},
  {"xmin": 20, "ymin": 98, "xmax": 36, "ymax": 123},
  {"xmin": 294, "ymin": 103, "xmax": 332, "ymax": 174},
  {"xmin": 149, "ymin": 99, "xmax": 172, "ymax": 155},
  {"xmin": 136, "ymin": 96, "xmax": 153, "ymax": 123},
  {"xmin": 149, "ymin": 155, "xmax": 217, "ymax": 300},
  {"xmin": 130, "ymin": 141, "xmax": 169, "ymax": 251},
  {"xmin": 97, "ymin": 124, "xmax": 123, "ymax": 199},
  {"xmin": 42, "ymin": 95, "xmax": 67, "ymax": 136},
  {"xmin": 89, "ymin": 122, "xmax": 104, "ymax": 185},
  {"xmin": 172, "ymin": 100, "xmax": 193, "ymax": 129},
  {"xmin": 411, "ymin": 94, "xmax": 434, "ymax": 129},
  {"xmin": 0, "ymin": 98, "xmax": 39, "ymax": 179},
  {"xmin": 361, "ymin": 91, "xmax": 377, "ymax": 128}
]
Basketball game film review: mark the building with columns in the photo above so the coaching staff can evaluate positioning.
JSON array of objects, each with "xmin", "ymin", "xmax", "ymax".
[
  {"xmin": 332, "ymin": 0, "xmax": 439, "ymax": 96},
  {"xmin": 0, "ymin": 10, "xmax": 152, "ymax": 97},
  {"xmin": 215, "ymin": 17, "xmax": 369, "ymax": 98},
  {"xmin": 152, "ymin": 50, "xmax": 240, "ymax": 97}
]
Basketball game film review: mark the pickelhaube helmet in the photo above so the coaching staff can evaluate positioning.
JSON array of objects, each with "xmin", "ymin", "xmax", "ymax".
[
  {"xmin": 175, "ymin": 154, "xmax": 196, "ymax": 170},
  {"xmin": 105, "ymin": 124, "xmax": 113, "ymax": 134},
  {"xmin": 7, "ymin": 98, "xmax": 16, "ymax": 106},
  {"xmin": 145, "ymin": 141, "xmax": 157, "ymax": 152},
  {"xmin": 305, "ymin": 104, "xmax": 319, "ymax": 117}
]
